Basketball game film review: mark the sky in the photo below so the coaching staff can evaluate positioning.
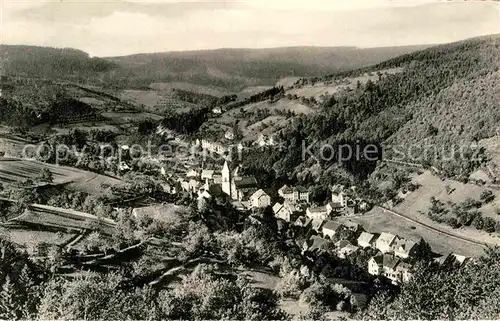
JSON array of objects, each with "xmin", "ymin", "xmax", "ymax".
[{"xmin": 1, "ymin": 0, "xmax": 499, "ymax": 57}]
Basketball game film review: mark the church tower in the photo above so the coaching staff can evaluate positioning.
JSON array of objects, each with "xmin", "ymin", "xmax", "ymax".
[{"xmin": 222, "ymin": 160, "xmax": 231, "ymax": 197}]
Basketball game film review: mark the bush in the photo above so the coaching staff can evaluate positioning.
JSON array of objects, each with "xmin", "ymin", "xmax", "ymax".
[
  {"xmin": 480, "ymin": 190, "xmax": 495, "ymax": 204},
  {"xmin": 483, "ymin": 217, "xmax": 497, "ymax": 233},
  {"xmin": 472, "ymin": 214, "xmax": 484, "ymax": 230}
]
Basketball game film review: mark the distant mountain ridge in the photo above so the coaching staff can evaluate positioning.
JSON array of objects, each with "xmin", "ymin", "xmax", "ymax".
[{"xmin": 0, "ymin": 44, "xmax": 429, "ymax": 91}]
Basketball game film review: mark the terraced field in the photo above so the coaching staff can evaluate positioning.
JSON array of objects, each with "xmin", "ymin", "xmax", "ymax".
[{"xmin": 0, "ymin": 158, "xmax": 120, "ymax": 195}]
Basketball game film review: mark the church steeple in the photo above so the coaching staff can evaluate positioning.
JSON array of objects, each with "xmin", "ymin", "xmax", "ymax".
[{"xmin": 222, "ymin": 160, "xmax": 231, "ymax": 197}]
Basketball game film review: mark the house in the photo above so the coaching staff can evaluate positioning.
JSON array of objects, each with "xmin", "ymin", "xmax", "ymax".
[
  {"xmin": 212, "ymin": 106, "xmax": 223, "ymax": 114},
  {"xmin": 306, "ymin": 206, "xmax": 329, "ymax": 220},
  {"xmin": 201, "ymin": 140, "xmax": 228, "ymax": 155},
  {"xmin": 273, "ymin": 202, "xmax": 302, "ymax": 222},
  {"xmin": 368, "ymin": 254, "xmax": 400, "ymax": 283},
  {"xmin": 338, "ymin": 243, "xmax": 359, "ymax": 259},
  {"xmin": 250, "ymin": 189, "xmax": 271, "ymax": 208},
  {"xmin": 394, "ymin": 238, "xmax": 418, "ymax": 259},
  {"xmin": 225, "ymin": 130, "xmax": 234, "ymax": 140},
  {"xmin": 326, "ymin": 202, "xmax": 344, "ymax": 216},
  {"xmin": 375, "ymin": 232, "xmax": 398, "ymax": 253},
  {"xmin": 201, "ymin": 169, "xmax": 215, "ymax": 181},
  {"xmin": 357, "ymin": 232, "xmax": 377, "ymax": 248},
  {"xmin": 186, "ymin": 169, "xmax": 199, "ymax": 178},
  {"xmin": 369, "ymin": 254, "xmax": 412, "ymax": 284},
  {"xmin": 331, "ymin": 186, "xmax": 348, "ymax": 207},
  {"xmin": 278, "ymin": 185, "xmax": 310, "ymax": 203},
  {"xmin": 311, "ymin": 218, "xmax": 325, "ymax": 232},
  {"xmin": 321, "ymin": 220, "xmax": 344, "ymax": 239},
  {"xmin": 435, "ymin": 253, "xmax": 469, "ymax": 267},
  {"xmin": 294, "ymin": 216, "xmax": 312, "ymax": 229},
  {"xmin": 188, "ymin": 179, "xmax": 201, "ymax": 192}
]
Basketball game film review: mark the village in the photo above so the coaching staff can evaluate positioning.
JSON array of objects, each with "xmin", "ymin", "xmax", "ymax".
[{"xmin": 147, "ymin": 133, "xmax": 472, "ymax": 286}]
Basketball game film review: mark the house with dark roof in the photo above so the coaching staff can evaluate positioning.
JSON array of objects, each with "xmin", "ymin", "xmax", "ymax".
[
  {"xmin": 368, "ymin": 254, "xmax": 413, "ymax": 284},
  {"xmin": 394, "ymin": 238, "xmax": 418, "ymax": 259},
  {"xmin": 278, "ymin": 184, "xmax": 310, "ymax": 203},
  {"xmin": 273, "ymin": 202, "xmax": 303, "ymax": 222}
]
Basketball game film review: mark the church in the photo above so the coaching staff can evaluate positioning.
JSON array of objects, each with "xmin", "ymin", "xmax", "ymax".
[{"xmin": 221, "ymin": 161, "xmax": 258, "ymax": 201}]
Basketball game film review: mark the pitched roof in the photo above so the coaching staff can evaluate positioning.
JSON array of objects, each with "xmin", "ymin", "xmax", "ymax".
[
  {"xmin": 358, "ymin": 232, "xmax": 376, "ymax": 244},
  {"xmin": 377, "ymin": 232, "xmax": 397, "ymax": 245},
  {"xmin": 311, "ymin": 218, "xmax": 325, "ymax": 230},
  {"xmin": 335, "ymin": 240, "xmax": 351, "ymax": 248},
  {"xmin": 395, "ymin": 238, "xmax": 418, "ymax": 252},
  {"xmin": 251, "ymin": 189, "xmax": 268, "ymax": 200},
  {"xmin": 308, "ymin": 206, "xmax": 327, "ymax": 213},
  {"xmin": 296, "ymin": 186, "xmax": 309, "ymax": 193},
  {"xmin": 343, "ymin": 220, "xmax": 360, "ymax": 230},
  {"xmin": 272, "ymin": 202, "xmax": 283, "ymax": 214},
  {"xmin": 328, "ymin": 202, "xmax": 344, "ymax": 209},
  {"xmin": 201, "ymin": 169, "xmax": 215, "ymax": 179},
  {"xmin": 396, "ymin": 262, "xmax": 413, "ymax": 272},
  {"xmin": 279, "ymin": 185, "xmax": 293, "ymax": 194},
  {"xmin": 382, "ymin": 254, "xmax": 400, "ymax": 270},
  {"xmin": 294, "ymin": 216, "xmax": 312, "ymax": 227},
  {"xmin": 234, "ymin": 176, "xmax": 258, "ymax": 188},
  {"xmin": 322, "ymin": 220, "xmax": 343, "ymax": 232}
]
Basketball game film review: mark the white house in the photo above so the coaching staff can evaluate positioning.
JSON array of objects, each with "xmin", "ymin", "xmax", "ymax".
[
  {"xmin": 306, "ymin": 206, "xmax": 328, "ymax": 221},
  {"xmin": 225, "ymin": 130, "xmax": 235, "ymax": 140},
  {"xmin": 375, "ymin": 232, "xmax": 398, "ymax": 253},
  {"xmin": 186, "ymin": 169, "xmax": 199, "ymax": 178},
  {"xmin": 278, "ymin": 185, "xmax": 310, "ymax": 203},
  {"xmin": 321, "ymin": 220, "xmax": 344, "ymax": 239},
  {"xmin": 212, "ymin": 106, "xmax": 223, "ymax": 114},
  {"xmin": 369, "ymin": 254, "xmax": 402, "ymax": 283},
  {"xmin": 250, "ymin": 189, "xmax": 271, "ymax": 208},
  {"xmin": 357, "ymin": 232, "xmax": 377, "ymax": 248}
]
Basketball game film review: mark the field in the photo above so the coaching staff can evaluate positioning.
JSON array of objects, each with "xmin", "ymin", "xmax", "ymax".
[
  {"xmin": 101, "ymin": 111, "xmax": 164, "ymax": 123},
  {"xmin": 10, "ymin": 203, "xmax": 116, "ymax": 235},
  {"xmin": 0, "ymin": 226, "xmax": 77, "ymax": 247},
  {"xmin": 149, "ymin": 82, "xmax": 233, "ymax": 97},
  {"xmin": 229, "ymin": 98, "xmax": 315, "ymax": 116},
  {"xmin": 0, "ymin": 159, "xmax": 120, "ymax": 195},
  {"xmin": 287, "ymin": 67, "xmax": 403, "ymax": 101},
  {"xmin": 336, "ymin": 206, "xmax": 489, "ymax": 257}
]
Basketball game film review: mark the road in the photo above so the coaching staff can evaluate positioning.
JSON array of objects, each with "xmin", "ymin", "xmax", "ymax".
[{"xmin": 377, "ymin": 205, "xmax": 491, "ymax": 248}]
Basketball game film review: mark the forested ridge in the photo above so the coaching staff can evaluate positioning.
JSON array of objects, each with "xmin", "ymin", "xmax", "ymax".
[{"xmin": 241, "ymin": 34, "xmax": 500, "ymax": 186}]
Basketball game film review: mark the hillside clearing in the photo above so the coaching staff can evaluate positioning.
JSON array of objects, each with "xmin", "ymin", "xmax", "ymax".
[
  {"xmin": 0, "ymin": 159, "xmax": 120, "ymax": 195},
  {"xmin": 149, "ymin": 82, "xmax": 233, "ymax": 97},
  {"xmin": 287, "ymin": 67, "xmax": 403, "ymax": 101}
]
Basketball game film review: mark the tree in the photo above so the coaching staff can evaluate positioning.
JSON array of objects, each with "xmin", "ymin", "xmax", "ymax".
[
  {"xmin": 473, "ymin": 214, "xmax": 484, "ymax": 230},
  {"xmin": 359, "ymin": 248, "xmax": 500, "ymax": 320},
  {"xmin": 482, "ymin": 217, "xmax": 497, "ymax": 233},
  {"xmin": 36, "ymin": 168, "xmax": 54, "ymax": 184},
  {"xmin": 480, "ymin": 190, "xmax": 495, "ymax": 204}
]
